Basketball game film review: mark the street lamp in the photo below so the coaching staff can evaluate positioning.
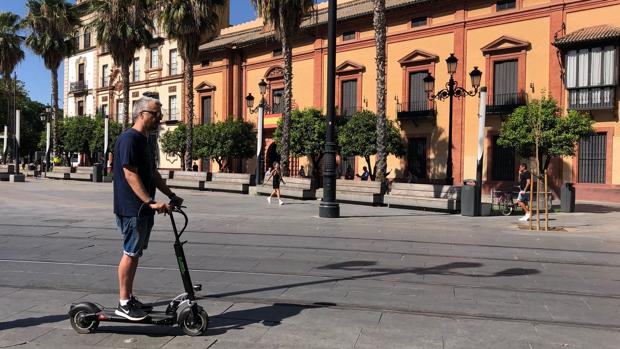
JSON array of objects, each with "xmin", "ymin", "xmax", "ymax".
[
  {"xmin": 424, "ymin": 53, "xmax": 482, "ymax": 185},
  {"xmin": 246, "ymin": 79, "xmax": 280, "ymax": 184},
  {"xmin": 39, "ymin": 106, "xmax": 54, "ymax": 174}
]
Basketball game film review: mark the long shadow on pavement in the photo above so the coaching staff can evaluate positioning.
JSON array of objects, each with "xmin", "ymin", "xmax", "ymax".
[{"xmin": 0, "ymin": 314, "xmax": 67, "ymax": 331}]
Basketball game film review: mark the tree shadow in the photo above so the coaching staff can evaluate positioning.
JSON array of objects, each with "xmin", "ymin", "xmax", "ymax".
[
  {"xmin": 0, "ymin": 314, "xmax": 67, "ymax": 331},
  {"xmin": 207, "ymin": 302, "xmax": 322, "ymax": 336},
  {"xmin": 574, "ymin": 203, "xmax": 620, "ymax": 213}
]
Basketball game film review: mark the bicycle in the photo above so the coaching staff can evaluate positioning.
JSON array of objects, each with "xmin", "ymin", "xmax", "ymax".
[{"xmin": 491, "ymin": 186, "xmax": 520, "ymax": 216}]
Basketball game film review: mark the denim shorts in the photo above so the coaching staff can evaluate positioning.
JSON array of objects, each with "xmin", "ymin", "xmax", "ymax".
[
  {"xmin": 517, "ymin": 192, "xmax": 530, "ymax": 203},
  {"xmin": 116, "ymin": 214, "xmax": 154, "ymax": 257}
]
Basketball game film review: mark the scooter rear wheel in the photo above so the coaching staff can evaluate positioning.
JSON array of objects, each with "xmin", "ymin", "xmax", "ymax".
[
  {"xmin": 69, "ymin": 308, "xmax": 99, "ymax": 334},
  {"xmin": 178, "ymin": 308, "xmax": 209, "ymax": 336}
]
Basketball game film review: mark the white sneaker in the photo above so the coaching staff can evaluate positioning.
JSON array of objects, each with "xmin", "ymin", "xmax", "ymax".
[
  {"xmin": 267, "ymin": 197, "xmax": 271, "ymax": 204},
  {"xmin": 519, "ymin": 213, "xmax": 530, "ymax": 221},
  {"xmin": 279, "ymin": 200, "xmax": 284, "ymax": 205}
]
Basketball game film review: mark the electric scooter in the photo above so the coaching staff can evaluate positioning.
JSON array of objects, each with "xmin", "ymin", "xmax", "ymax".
[{"xmin": 68, "ymin": 203, "xmax": 209, "ymax": 336}]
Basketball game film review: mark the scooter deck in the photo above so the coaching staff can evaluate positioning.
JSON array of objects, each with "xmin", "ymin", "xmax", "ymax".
[{"xmin": 98, "ymin": 308, "xmax": 176, "ymax": 325}]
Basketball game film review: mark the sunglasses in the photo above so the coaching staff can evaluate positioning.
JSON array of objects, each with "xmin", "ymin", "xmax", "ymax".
[{"xmin": 141, "ymin": 110, "xmax": 162, "ymax": 118}]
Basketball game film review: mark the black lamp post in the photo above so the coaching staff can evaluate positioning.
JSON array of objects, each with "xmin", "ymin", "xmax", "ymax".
[
  {"xmin": 246, "ymin": 79, "xmax": 281, "ymax": 184},
  {"xmin": 424, "ymin": 53, "xmax": 482, "ymax": 185},
  {"xmin": 319, "ymin": 0, "xmax": 340, "ymax": 218},
  {"xmin": 39, "ymin": 106, "xmax": 54, "ymax": 173}
]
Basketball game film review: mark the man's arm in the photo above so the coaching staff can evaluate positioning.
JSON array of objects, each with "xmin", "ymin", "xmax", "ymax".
[
  {"xmin": 124, "ymin": 166, "xmax": 169, "ymax": 213},
  {"xmin": 153, "ymin": 170, "xmax": 184, "ymax": 205}
]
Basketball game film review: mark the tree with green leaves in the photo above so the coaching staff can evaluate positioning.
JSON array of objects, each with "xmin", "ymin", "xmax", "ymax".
[
  {"xmin": 498, "ymin": 94, "xmax": 594, "ymax": 174},
  {"xmin": 160, "ymin": 123, "xmax": 187, "ymax": 171},
  {"xmin": 338, "ymin": 110, "xmax": 405, "ymax": 180},
  {"xmin": 58, "ymin": 115, "xmax": 95, "ymax": 156},
  {"xmin": 156, "ymin": 0, "xmax": 226, "ymax": 170},
  {"xmin": 251, "ymin": 0, "xmax": 315, "ymax": 176},
  {"xmin": 24, "ymin": 0, "xmax": 80, "ymax": 154},
  {"xmin": 373, "ymin": 0, "xmax": 388, "ymax": 181},
  {"xmin": 274, "ymin": 108, "xmax": 325, "ymax": 181},
  {"xmin": 194, "ymin": 119, "xmax": 255, "ymax": 172},
  {"xmin": 89, "ymin": 0, "xmax": 153, "ymax": 129},
  {"xmin": 0, "ymin": 12, "xmax": 24, "ymax": 80}
]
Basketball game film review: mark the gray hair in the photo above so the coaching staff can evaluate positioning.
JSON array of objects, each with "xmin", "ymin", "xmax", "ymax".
[{"xmin": 132, "ymin": 96, "xmax": 162, "ymax": 122}]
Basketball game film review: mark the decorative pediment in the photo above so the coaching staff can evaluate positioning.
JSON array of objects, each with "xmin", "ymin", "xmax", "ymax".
[
  {"xmin": 335, "ymin": 60, "xmax": 365, "ymax": 74},
  {"xmin": 481, "ymin": 35, "xmax": 531, "ymax": 55},
  {"xmin": 398, "ymin": 49, "xmax": 439, "ymax": 67},
  {"xmin": 264, "ymin": 66, "xmax": 284, "ymax": 80},
  {"xmin": 195, "ymin": 81, "xmax": 216, "ymax": 92}
]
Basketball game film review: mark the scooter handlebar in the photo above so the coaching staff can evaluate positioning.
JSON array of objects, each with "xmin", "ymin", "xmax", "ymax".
[{"xmin": 169, "ymin": 201, "xmax": 189, "ymax": 238}]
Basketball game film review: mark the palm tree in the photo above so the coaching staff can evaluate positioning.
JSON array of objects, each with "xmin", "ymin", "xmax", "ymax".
[
  {"xmin": 24, "ymin": 0, "xmax": 80, "ymax": 155},
  {"xmin": 252, "ymin": 0, "xmax": 315, "ymax": 177},
  {"xmin": 156, "ymin": 0, "xmax": 226, "ymax": 171},
  {"xmin": 89, "ymin": 0, "xmax": 153, "ymax": 129},
  {"xmin": 0, "ymin": 11, "xmax": 25, "ymax": 162},
  {"xmin": 373, "ymin": 0, "xmax": 387, "ymax": 181}
]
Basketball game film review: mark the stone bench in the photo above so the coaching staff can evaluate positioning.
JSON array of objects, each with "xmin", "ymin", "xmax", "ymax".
[
  {"xmin": 256, "ymin": 177, "xmax": 316, "ymax": 199},
  {"xmin": 158, "ymin": 169, "xmax": 174, "ymax": 181},
  {"xmin": 166, "ymin": 171, "xmax": 210, "ymax": 190},
  {"xmin": 317, "ymin": 179, "xmax": 385, "ymax": 205},
  {"xmin": 204, "ymin": 173, "xmax": 254, "ymax": 194},
  {"xmin": 384, "ymin": 183, "xmax": 461, "ymax": 212},
  {"xmin": 0, "ymin": 164, "xmax": 15, "ymax": 181},
  {"xmin": 46, "ymin": 166, "xmax": 73, "ymax": 180},
  {"xmin": 69, "ymin": 166, "xmax": 93, "ymax": 181}
]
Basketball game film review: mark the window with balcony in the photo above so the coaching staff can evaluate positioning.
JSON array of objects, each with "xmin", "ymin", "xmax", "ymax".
[
  {"xmin": 578, "ymin": 133, "xmax": 607, "ymax": 183},
  {"xmin": 169, "ymin": 49, "xmax": 178, "ymax": 75},
  {"xmin": 150, "ymin": 47, "xmax": 159, "ymax": 69},
  {"xmin": 133, "ymin": 57, "xmax": 140, "ymax": 82},
  {"xmin": 487, "ymin": 59, "xmax": 526, "ymax": 114},
  {"xmin": 78, "ymin": 63, "xmax": 85, "ymax": 83},
  {"xmin": 169, "ymin": 95, "xmax": 178, "ymax": 121},
  {"xmin": 77, "ymin": 100, "xmax": 84, "ymax": 116},
  {"xmin": 340, "ymin": 79, "xmax": 358, "ymax": 117},
  {"xmin": 101, "ymin": 64, "xmax": 109, "ymax": 87},
  {"xmin": 565, "ymin": 46, "xmax": 617, "ymax": 110},
  {"xmin": 406, "ymin": 71, "xmax": 433, "ymax": 114}
]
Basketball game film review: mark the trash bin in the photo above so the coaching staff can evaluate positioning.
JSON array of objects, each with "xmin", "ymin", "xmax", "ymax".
[
  {"xmin": 92, "ymin": 164, "xmax": 103, "ymax": 183},
  {"xmin": 461, "ymin": 179, "xmax": 480, "ymax": 216},
  {"xmin": 561, "ymin": 182, "xmax": 575, "ymax": 213}
]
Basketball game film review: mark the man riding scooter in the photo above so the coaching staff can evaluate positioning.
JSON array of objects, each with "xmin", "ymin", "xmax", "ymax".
[{"xmin": 113, "ymin": 95, "xmax": 183, "ymax": 321}]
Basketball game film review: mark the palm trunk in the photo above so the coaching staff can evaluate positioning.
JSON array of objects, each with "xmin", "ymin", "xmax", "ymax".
[
  {"xmin": 280, "ymin": 31, "xmax": 292, "ymax": 177},
  {"xmin": 51, "ymin": 68, "xmax": 59, "ymax": 156},
  {"xmin": 184, "ymin": 60, "xmax": 194, "ymax": 170},
  {"xmin": 373, "ymin": 0, "xmax": 387, "ymax": 181},
  {"xmin": 121, "ymin": 63, "xmax": 130, "ymax": 129}
]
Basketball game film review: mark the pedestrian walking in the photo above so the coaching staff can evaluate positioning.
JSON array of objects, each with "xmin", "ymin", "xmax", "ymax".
[
  {"xmin": 298, "ymin": 165, "xmax": 305, "ymax": 178},
  {"xmin": 517, "ymin": 163, "xmax": 531, "ymax": 221},
  {"xmin": 264, "ymin": 161, "xmax": 286, "ymax": 205},
  {"xmin": 112, "ymin": 96, "xmax": 183, "ymax": 321}
]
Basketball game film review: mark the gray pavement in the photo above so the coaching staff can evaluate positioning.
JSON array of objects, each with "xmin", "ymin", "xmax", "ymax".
[{"xmin": 1, "ymin": 179, "xmax": 620, "ymax": 348}]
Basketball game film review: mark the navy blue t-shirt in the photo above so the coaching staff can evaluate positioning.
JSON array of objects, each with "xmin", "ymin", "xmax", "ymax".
[{"xmin": 113, "ymin": 128, "xmax": 156, "ymax": 216}]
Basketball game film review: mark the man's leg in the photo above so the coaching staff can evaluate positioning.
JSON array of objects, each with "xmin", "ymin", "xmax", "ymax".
[{"xmin": 118, "ymin": 254, "xmax": 139, "ymax": 300}]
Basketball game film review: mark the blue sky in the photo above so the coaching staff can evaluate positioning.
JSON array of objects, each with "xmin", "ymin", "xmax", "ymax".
[{"xmin": 0, "ymin": 1, "xmax": 258, "ymax": 106}]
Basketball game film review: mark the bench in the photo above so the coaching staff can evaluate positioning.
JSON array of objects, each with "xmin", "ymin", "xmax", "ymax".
[
  {"xmin": 204, "ymin": 173, "xmax": 254, "ymax": 194},
  {"xmin": 316, "ymin": 179, "xmax": 385, "ymax": 205},
  {"xmin": 46, "ymin": 166, "xmax": 73, "ymax": 180},
  {"xmin": 256, "ymin": 177, "xmax": 316, "ymax": 199},
  {"xmin": 384, "ymin": 183, "xmax": 461, "ymax": 212},
  {"xmin": 69, "ymin": 166, "xmax": 93, "ymax": 181},
  {"xmin": 0, "ymin": 164, "xmax": 15, "ymax": 181},
  {"xmin": 158, "ymin": 169, "xmax": 174, "ymax": 182},
  {"xmin": 166, "ymin": 171, "xmax": 210, "ymax": 190}
]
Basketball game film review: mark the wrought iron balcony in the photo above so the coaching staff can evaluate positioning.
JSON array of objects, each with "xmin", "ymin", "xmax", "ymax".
[
  {"xmin": 396, "ymin": 101, "xmax": 436, "ymax": 122},
  {"xmin": 70, "ymin": 81, "xmax": 88, "ymax": 93},
  {"xmin": 568, "ymin": 87, "xmax": 616, "ymax": 111},
  {"xmin": 336, "ymin": 105, "xmax": 362, "ymax": 118},
  {"xmin": 486, "ymin": 92, "xmax": 527, "ymax": 114}
]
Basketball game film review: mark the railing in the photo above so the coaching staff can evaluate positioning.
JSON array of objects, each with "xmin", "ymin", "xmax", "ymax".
[
  {"xmin": 568, "ymin": 87, "xmax": 616, "ymax": 111},
  {"xmin": 70, "ymin": 81, "xmax": 88, "ymax": 93},
  {"xmin": 396, "ymin": 101, "xmax": 436, "ymax": 121},
  {"xmin": 486, "ymin": 92, "xmax": 527, "ymax": 114},
  {"xmin": 335, "ymin": 105, "xmax": 362, "ymax": 118}
]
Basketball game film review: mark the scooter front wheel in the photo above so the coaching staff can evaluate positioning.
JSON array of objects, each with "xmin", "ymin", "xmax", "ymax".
[
  {"xmin": 69, "ymin": 308, "xmax": 99, "ymax": 334},
  {"xmin": 178, "ymin": 307, "xmax": 209, "ymax": 336}
]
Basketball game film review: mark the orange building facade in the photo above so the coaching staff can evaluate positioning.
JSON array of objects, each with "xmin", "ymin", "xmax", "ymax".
[{"xmin": 183, "ymin": 0, "xmax": 620, "ymax": 203}]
